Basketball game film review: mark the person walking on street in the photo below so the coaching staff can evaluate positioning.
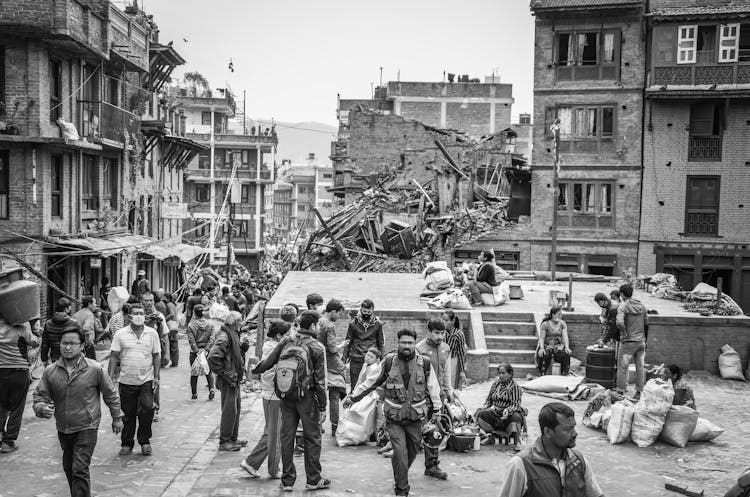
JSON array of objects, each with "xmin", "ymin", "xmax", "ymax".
[
  {"xmin": 252, "ymin": 310, "xmax": 331, "ymax": 492},
  {"xmin": 0, "ymin": 317, "xmax": 38, "ymax": 453},
  {"xmin": 72, "ymin": 296, "xmax": 98, "ymax": 360},
  {"xmin": 415, "ymin": 318, "xmax": 452, "ymax": 481},
  {"xmin": 207, "ymin": 311, "xmax": 247, "ymax": 451},
  {"xmin": 109, "ymin": 303, "xmax": 160, "ymax": 456},
  {"xmin": 131, "ymin": 269, "xmax": 151, "ymax": 301},
  {"xmin": 616, "ymin": 283, "xmax": 648, "ymax": 400},
  {"xmin": 343, "ymin": 328, "xmax": 442, "ymax": 497},
  {"xmin": 344, "ymin": 299, "xmax": 384, "ymax": 391},
  {"xmin": 33, "ymin": 327, "xmax": 123, "ymax": 497},
  {"xmin": 184, "ymin": 288, "xmax": 203, "ymax": 324},
  {"xmin": 240, "ymin": 320, "xmax": 292, "ymax": 479},
  {"xmin": 163, "ymin": 293, "xmax": 179, "ymax": 367},
  {"xmin": 442, "ymin": 310, "xmax": 466, "ymax": 390},
  {"xmin": 42, "ymin": 298, "xmax": 79, "ymax": 365},
  {"xmin": 498, "ymin": 402, "xmax": 604, "ymax": 497},
  {"xmin": 141, "ymin": 292, "xmax": 168, "ymax": 420},
  {"xmin": 186, "ymin": 304, "xmax": 216, "ymax": 400},
  {"xmin": 317, "ymin": 299, "xmax": 348, "ymax": 436}
]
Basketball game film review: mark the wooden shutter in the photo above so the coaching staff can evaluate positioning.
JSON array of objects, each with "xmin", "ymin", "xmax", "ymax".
[
  {"xmin": 719, "ymin": 23, "xmax": 740, "ymax": 62},
  {"xmin": 678, "ymin": 25, "xmax": 697, "ymax": 64}
]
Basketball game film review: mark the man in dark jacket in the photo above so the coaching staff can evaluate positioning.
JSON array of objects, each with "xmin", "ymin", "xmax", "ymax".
[
  {"xmin": 253, "ymin": 310, "xmax": 331, "ymax": 492},
  {"xmin": 208, "ymin": 311, "xmax": 245, "ymax": 451},
  {"xmin": 615, "ymin": 284, "xmax": 648, "ymax": 400},
  {"xmin": 498, "ymin": 402, "xmax": 603, "ymax": 497},
  {"xmin": 42, "ymin": 298, "xmax": 79, "ymax": 365},
  {"xmin": 344, "ymin": 299, "xmax": 384, "ymax": 390},
  {"xmin": 184, "ymin": 288, "xmax": 203, "ymax": 323}
]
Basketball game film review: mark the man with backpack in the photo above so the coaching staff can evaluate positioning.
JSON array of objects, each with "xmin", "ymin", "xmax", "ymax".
[{"xmin": 252, "ymin": 310, "xmax": 330, "ymax": 492}]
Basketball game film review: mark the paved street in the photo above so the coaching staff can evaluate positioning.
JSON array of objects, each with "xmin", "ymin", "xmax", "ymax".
[{"xmin": 2, "ymin": 338, "xmax": 749, "ymax": 497}]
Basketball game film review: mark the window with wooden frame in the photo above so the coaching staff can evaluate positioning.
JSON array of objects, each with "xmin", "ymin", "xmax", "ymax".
[
  {"xmin": 740, "ymin": 24, "xmax": 750, "ymax": 61},
  {"xmin": 195, "ymin": 183, "xmax": 210, "ymax": 203},
  {"xmin": 719, "ymin": 23, "xmax": 740, "ymax": 62},
  {"xmin": 678, "ymin": 25, "xmax": 698, "ymax": 64},
  {"xmin": 51, "ymin": 155, "xmax": 63, "ymax": 217},
  {"xmin": 0, "ymin": 46, "xmax": 5, "ymax": 121},
  {"xmin": 102, "ymin": 158, "xmax": 118, "ymax": 210},
  {"xmin": 545, "ymin": 105, "xmax": 616, "ymax": 153},
  {"xmin": 49, "ymin": 59, "xmax": 62, "ymax": 123},
  {"xmin": 198, "ymin": 150, "xmax": 210, "ymax": 169},
  {"xmin": 685, "ymin": 176, "xmax": 720, "ymax": 236},
  {"xmin": 0, "ymin": 150, "xmax": 8, "ymax": 219},
  {"xmin": 81, "ymin": 154, "xmax": 98, "ymax": 212},
  {"xmin": 201, "ymin": 111, "xmax": 211, "ymax": 125},
  {"xmin": 557, "ymin": 181, "xmax": 614, "ymax": 229},
  {"xmin": 689, "ymin": 102, "xmax": 723, "ymax": 161},
  {"xmin": 555, "ymin": 29, "xmax": 620, "ymax": 81}
]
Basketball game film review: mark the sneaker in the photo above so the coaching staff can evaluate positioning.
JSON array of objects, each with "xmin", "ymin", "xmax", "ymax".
[
  {"xmin": 305, "ymin": 478, "xmax": 331, "ymax": 490},
  {"xmin": 382, "ymin": 448, "xmax": 393, "ymax": 458},
  {"xmin": 281, "ymin": 483, "xmax": 294, "ymax": 492},
  {"xmin": 234, "ymin": 439, "xmax": 248, "ymax": 447},
  {"xmin": 219, "ymin": 442, "xmax": 240, "ymax": 452},
  {"xmin": 632, "ymin": 391, "xmax": 642, "ymax": 402},
  {"xmin": 425, "ymin": 466, "xmax": 448, "ymax": 480},
  {"xmin": 480, "ymin": 435, "xmax": 495, "ymax": 446},
  {"xmin": 514, "ymin": 440, "xmax": 523, "ymax": 452},
  {"xmin": 153, "ymin": 412, "xmax": 160, "ymax": 423},
  {"xmin": 118, "ymin": 446, "xmax": 133, "ymax": 456},
  {"xmin": 208, "ymin": 389, "xmax": 215, "ymax": 400},
  {"xmin": 191, "ymin": 394, "xmax": 198, "ymax": 400},
  {"xmin": 240, "ymin": 460, "xmax": 260, "ymax": 478},
  {"xmin": 141, "ymin": 444, "xmax": 152, "ymax": 456},
  {"xmin": 377, "ymin": 441, "xmax": 393, "ymax": 454},
  {"xmin": 0, "ymin": 441, "xmax": 18, "ymax": 453}
]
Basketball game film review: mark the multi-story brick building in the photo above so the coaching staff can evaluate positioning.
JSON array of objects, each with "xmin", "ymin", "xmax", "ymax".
[
  {"xmin": 639, "ymin": 0, "xmax": 750, "ymax": 311},
  {"xmin": 330, "ymin": 80, "xmax": 514, "ymax": 206},
  {"xmin": 0, "ymin": 0, "xmax": 202, "ymax": 314},
  {"xmin": 523, "ymin": 0, "xmax": 646, "ymax": 276},
  {"xmin": 178, "ymin": 90, "xmax": 277, "ymax": 271}
]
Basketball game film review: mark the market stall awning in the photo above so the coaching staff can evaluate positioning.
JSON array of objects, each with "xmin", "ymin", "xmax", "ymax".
[
  {"xmin": 143, "ymin": 243, "xmax": 211, "ymax": 263},
  {"xmin": 51, "ymin": 234, "xmax": 158, "ymax": 258}
]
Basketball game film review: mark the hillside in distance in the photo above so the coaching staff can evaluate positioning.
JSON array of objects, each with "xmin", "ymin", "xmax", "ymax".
[{"xmin": 261, "ymin": 120, "xmax": 337, "ymax": 166}]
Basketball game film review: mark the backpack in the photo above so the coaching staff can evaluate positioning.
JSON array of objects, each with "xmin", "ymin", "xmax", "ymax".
[{"xmin": 274, "ymin": 337, "xmax": 312, "ymax": 401}]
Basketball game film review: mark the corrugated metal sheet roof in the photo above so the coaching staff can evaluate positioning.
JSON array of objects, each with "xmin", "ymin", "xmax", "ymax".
[
  {"xmin": 54, "ymin": 234, "xmax": 157, "ymax": 258},
  {"xmin": 531, "ymin": 0, "xmax": 642, "ymax": 10}
]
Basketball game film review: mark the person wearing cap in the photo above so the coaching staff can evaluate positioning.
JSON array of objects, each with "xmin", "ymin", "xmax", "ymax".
[
  {"xmin": 131, "ymin": 270, "xmax": 151, "ymax": 301},
  {"xmin": 240, "ymin": 320, "xmax": 292, "ymax": 479},
  {"xmin": 186, "ymin": 304, "xmax": 216, "ymax": 401}
]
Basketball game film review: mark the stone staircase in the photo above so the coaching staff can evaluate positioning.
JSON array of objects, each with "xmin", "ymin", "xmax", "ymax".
[{"xmin": 483, "ymin": 311, "xmax": 539, "ymax": 378}]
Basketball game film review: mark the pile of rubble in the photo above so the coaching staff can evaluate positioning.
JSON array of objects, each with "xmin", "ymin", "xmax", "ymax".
[{"xmin": 643, "ymin": 274, "xmax": 744, "ymax": 316}]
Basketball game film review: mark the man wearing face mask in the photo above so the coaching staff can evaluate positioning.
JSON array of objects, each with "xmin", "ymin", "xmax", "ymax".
[
  {"xmin": 141, "ymin": 292, "xmax": 168, "ymax": 421},
  {"xmin": 344, "ymin": 299, "xmax": 384, "ymax": 391},
  {"xmin": 343, "ymin": 329, "xmax": 441, "ymax": 497},
  {"xmin": 415, "ymin": 318, "xmax": 453, "ymax": 481},
  {"xmin": 109, "ymin": 303, "xmax": 161, "ymax": 456}
]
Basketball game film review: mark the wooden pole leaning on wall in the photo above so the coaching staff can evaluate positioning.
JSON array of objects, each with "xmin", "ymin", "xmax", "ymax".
[{"xmin": 565, "ymin": 272, "xmax": 575, "ymax": 312}]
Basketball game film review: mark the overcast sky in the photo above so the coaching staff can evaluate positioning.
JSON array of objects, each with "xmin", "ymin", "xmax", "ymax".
[{"xmin": 135, "ymin": 0, "xmax": 536, "ymax": 126}]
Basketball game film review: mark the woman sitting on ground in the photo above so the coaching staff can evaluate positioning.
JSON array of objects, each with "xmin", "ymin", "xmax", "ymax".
[
  {"xmin": 466, "ymin": 250, "xmax": 499, "ymax": 305},
  {"xmin": 664, "ymin": 364, "xmax": 696, "ymax": 409},
  {"xmin": 536, "ymin": 306, "xmax": 571, "ymax": 376},
  {"xmin": 476, "ymin": 363, "xmax": 524, "ymax": 451}
]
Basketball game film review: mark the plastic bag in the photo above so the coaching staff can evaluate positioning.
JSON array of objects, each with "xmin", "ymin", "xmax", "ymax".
[
  {"xmin": 689, "ymin": 417, "xmax": 723, "ymax": 442},
  {"xmin": 583, "ymin": 390, "xmax": 612, "ymax": 429},
  {"xmin": 425, "ymin": 269, "xmax": 454, "ymax": 291},
  {"xmin": 190, "ymin": 350, "xmax": 210, "ymax": 377},
  {"xmin": 448, "ymin": 289, "xmax": 472, "ymax": 310},
  {"xmin": 631, "ymin": 378, "xmax": 674, "ymax": 447},
  {"xmin": 659, "ymin": 405, "xmax": 699, "ymax": 448},
  {"xmin": 107, "ymin": 286, "xmax": 129, "ymax": 314},
  {"xmin": 718, "ymin": 344, "xmax": 746, "ymax": 381},
  {"xmin": 607, "ymin": 400, "xmax": 635, "ymax": 444},
  {"xmin": 336, "ymin": 395, "xmax": 378, "ymax": 447}
]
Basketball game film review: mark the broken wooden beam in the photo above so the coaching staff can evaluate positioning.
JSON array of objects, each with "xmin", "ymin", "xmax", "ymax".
[{"xmin": 312, "ymin": 208, "xmax": 353, "ymax": 271}]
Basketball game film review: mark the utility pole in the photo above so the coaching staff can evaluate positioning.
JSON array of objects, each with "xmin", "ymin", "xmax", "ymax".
[
  {"xmin": 209, "ymin": 106, "xmax": 216, "ymax": 264},
  {"xmin": 550, "ymin": 118, "xmax": 561, "ymax": 282},
  {"xmin": 226, "ymin": 202, "xmax": 234, "ymax": 276}
]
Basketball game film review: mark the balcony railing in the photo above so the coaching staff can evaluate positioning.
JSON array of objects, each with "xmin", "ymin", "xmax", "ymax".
[
  {"xmin": 186, "ymin": 168, "xmax": 272, "ymax": 182},
  {"xmin": 688, "ymin": 135, "xmax": 722, "ymax": 161},
  {"xmin": 80, "ymin": 101, "xmax": 139, "ymax": 144},
  {"xmin": 653, "ymin": 63, "xmax": 750, "ymax": 86},
  {"xmin": 685, "ymin": 211, "xmax": 718, "ymax": 236},
  {"xmin": 186, "ymin": 132, "xmax": 278, "ymax": 145}
]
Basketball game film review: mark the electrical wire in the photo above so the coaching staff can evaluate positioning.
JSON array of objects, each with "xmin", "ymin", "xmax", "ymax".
[{"xmin": 50, "ymin": 63, "xmax": 102, "ymax": 113}]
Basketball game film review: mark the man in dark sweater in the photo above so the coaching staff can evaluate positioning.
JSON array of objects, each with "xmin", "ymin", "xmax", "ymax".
[
  {"xmin": 42, "ymin": 298, "xmax": 80, "ymax": 365},
  {"xmin": 344, "ymin": 299, "xmax": 384, "ymax": 391}
]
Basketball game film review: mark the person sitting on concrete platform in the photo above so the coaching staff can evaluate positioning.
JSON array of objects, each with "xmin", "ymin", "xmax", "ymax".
[
  {"xmin": 476, "ymin": 363, "xmax": 525, "ymax": 451},
  {"xmin": 465, "ymin": 250, "xmax": 499, "ymax": 306},
  {"xmin": 663, "ymin": 364, "xmax": 696, "ymax": 410},
  {"xmin": 535, "ymin": 307, "xmax": 571, "ymax": 376}
]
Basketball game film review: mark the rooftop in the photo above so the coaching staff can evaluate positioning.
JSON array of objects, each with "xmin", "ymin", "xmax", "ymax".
[
  {"xmin": 648, "ymin": 4, "xmax": 750, "ymax": 18},
  {"xmin": 531, "ymin": 0, "xmax": 642, "ymax": 10}
]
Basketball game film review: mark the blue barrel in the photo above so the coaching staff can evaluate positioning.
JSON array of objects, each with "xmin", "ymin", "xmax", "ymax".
[{"xmin": 585, "ymin": 345, "xmax": 616, "ymax": 389}]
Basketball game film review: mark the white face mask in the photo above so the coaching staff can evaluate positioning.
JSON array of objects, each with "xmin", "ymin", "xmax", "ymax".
[{"xmin": 130, "ymin": 315, "xmax": 145, "ymax": 326}]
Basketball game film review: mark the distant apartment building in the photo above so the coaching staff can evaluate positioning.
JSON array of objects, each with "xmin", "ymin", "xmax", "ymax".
[
  {"xmin": 512, "ymin": 113, "xmax": 533, "ymax": 164},
  {"xmin": 524, "ymin": 0, "xmax": 646, "ymax": 276},
  {"xmin": 639, "ymin": 0, "xmax": 750, "ymax": 311},
  {"xmin": 177, "ymin": 90, "xmax": 277, "ymax": 271},
  {"xmin": 0, "ymin": 1, "xmax": 202, "ymax": 313},
  {"xmin": 330, "ymin": 80, "xmax": 514, "ymax": 206}
]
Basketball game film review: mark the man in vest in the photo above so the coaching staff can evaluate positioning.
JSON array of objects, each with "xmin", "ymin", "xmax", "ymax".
[
  {"xmin": 499, "ymin": 402, "xmax": 604, "ymax": 497},
  {"xmin": 344, "ymin": 328, "xmax": 441, "ymax": 497},
  {"xmin": 415, "ymin": 318, "xmax": 453, "ymax": 480}
]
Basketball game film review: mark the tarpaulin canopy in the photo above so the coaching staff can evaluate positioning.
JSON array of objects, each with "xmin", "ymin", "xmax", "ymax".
[
  {"xmin": 143, "ymin": 243, "xmax": 211, "ymax": 263},
  {"xmin": 52, "ymin": 234, "xmax": 157, "ymax": 258}
]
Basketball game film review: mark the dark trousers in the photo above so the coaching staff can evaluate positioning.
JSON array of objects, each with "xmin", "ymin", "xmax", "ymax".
[
  {"xmin": 467, "ymin": 280, "xmax": 493, "ymax": 304},
  {"xmin": 84, "ymin": 344, "xmax": 96, "ymax": 360},
  {"xmin": 328, "ymin": 387, "xmax": 346, "ymax": 431},
  {"xmin": 386, "ymin": 421, "xmax": 422, "ymax": 496},
  {"xmin": 160, "ymin": 337, "xmax": 169, "ymax": 367},
  {"xmin": 245, "ymin": 398, "xmax": 281, "ymax": 476},
  {"xmin": 538, "ymin": 347, "xmax": 571, "ymax": 375},
  {"xmin": 169, "ymin": 330, "xmax": 179, "ymax": 366},
  {"xmin": 279, "ymin": 394, "xmax": 322, "ymax": 487},
  {"xmin": 58, "ymin": 429, "xmax": 97, "ymax": 497},
  {"xmin": 119, "ymin": 381, "xmax": 154, "ymax": 447},
  {"xmin": 189, "ymin": 352, "xmax": 215, "ymax": 395},
  {"xmin": 218, "ymin": 378, "xmax": 241, "ymax": 444},
  {"xmin": 476, "ymin": 409, "xmax": 524, "ymax": 437},
  {"xmin": 0, "ymin": 369, "xmax": 30, "ymax": 442},
  {"xmin": 349, "ymin": 358, "xmax": 364, "ymax": 391}
]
